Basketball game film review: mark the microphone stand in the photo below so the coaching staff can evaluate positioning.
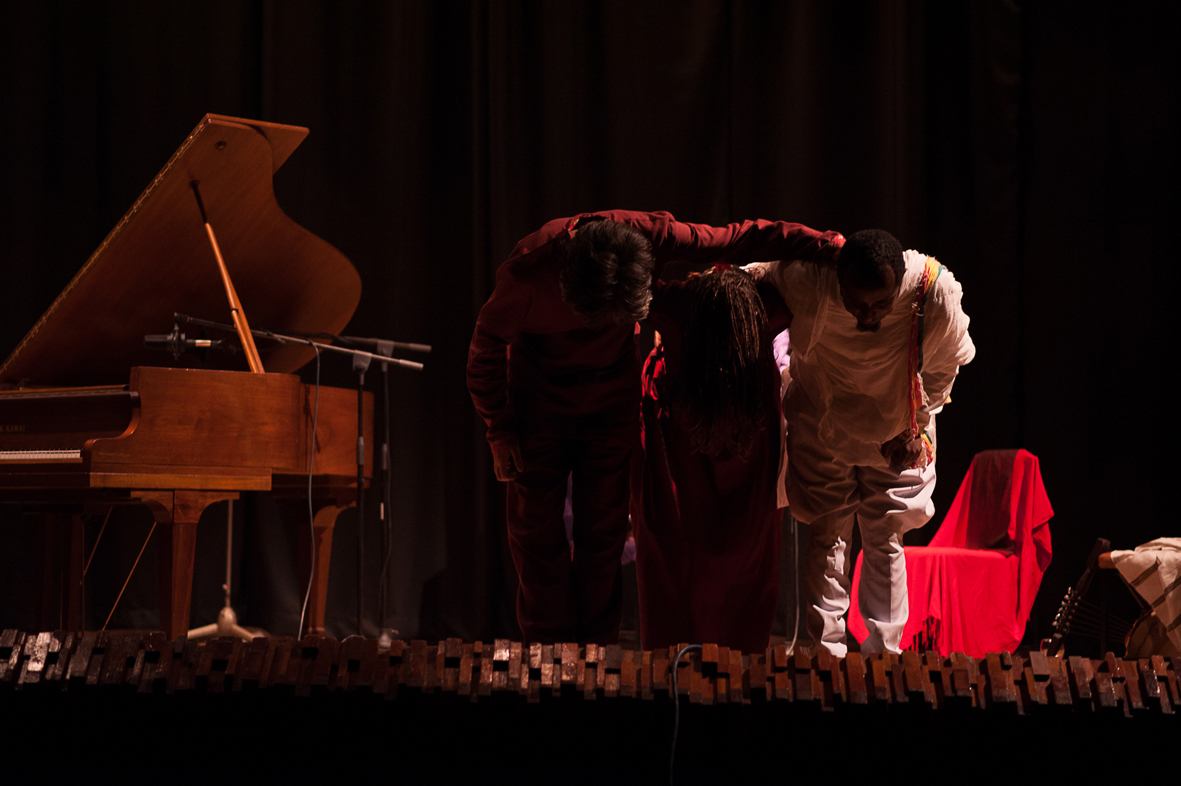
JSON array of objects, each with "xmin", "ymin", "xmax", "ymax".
[
  {"xmin": 174, "ymin": 314, "xmax": 425, "ymax": 371},
  {"xmin": 187, "ymin": 500, "xmax": 256, "ymax": 641},
  {"xmin": 173, "ymin": 314, "xmax": 426, "ymax": 639},
  {"xmin": 352, "ymin": 350, "xmax": 370, "ymax": 637}
]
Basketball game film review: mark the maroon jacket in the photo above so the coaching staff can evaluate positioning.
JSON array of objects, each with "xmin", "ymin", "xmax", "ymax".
[{"xmin": 467, "ymin": 210, "xmax": 843, "ymax": 444}]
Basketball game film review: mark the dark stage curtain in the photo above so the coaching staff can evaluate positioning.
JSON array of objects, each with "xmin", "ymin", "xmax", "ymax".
[{"xmin": 1, "ymin": 1, "xmax": 1176, "ymax": 647}]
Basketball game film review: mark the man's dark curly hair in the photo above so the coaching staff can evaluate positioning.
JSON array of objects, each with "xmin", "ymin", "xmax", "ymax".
[
  {"xmin": 837, "ymin": 229, "xmax": 905, "ymax": 291},
  {"xmin": 559, "ymin": 219, "xmax": 655, "ymax": 325},
  {"xmin": 674, "ymin": 267, "xmax": 776, "ymax": 461}
]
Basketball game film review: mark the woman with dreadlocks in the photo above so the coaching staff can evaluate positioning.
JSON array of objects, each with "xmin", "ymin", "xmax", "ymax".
[{"xmin": 631, "ymin": 265, "xmax": 790, "ymax": 654}]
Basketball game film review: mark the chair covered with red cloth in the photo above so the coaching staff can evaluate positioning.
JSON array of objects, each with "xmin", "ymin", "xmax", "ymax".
[{"xmin": 849, "ymin": 449, "xmax": 1053, "ymax": 656}]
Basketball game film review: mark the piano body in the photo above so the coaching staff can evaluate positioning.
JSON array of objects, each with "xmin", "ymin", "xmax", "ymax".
[{"xmin": 0, "ymin": 115, "xmax": 372, "ymax": 639}]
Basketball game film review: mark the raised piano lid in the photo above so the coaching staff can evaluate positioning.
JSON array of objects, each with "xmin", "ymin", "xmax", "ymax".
[{"xmin": 0, "ymin": 114, "xmax": 361, "ymax": 387}]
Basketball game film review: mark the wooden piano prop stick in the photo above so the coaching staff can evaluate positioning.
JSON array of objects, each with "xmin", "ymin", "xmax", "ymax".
[{"xmin": 190, "ymin": 180, "xmax": 265, "ymax": 374}]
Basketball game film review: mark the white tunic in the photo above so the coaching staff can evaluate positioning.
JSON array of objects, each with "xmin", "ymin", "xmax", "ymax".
[{"xmin": 752, "ymin": 250, "xmax": 975, "ymax": 468}]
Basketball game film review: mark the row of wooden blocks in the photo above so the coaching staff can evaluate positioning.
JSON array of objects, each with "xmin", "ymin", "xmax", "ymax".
[{"xmin": 1, "ymin": 629, "xmax": 1177, "ymax": 718}]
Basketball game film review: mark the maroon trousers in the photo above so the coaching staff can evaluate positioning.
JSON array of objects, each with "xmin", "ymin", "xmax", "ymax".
[{"xmin": 506, "ymin": 416, "xmax": 636, "ymax": 644}]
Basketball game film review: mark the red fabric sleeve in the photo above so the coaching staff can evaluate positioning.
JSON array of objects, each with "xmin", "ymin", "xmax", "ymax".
[{"xmin": 466, "ymin": 261, "xmax": 533, "ymax": 442}]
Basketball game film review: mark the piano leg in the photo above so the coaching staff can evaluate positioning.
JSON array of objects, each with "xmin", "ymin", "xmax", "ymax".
[
  {"xmin": 136, "ymin": 490, "xmax": 238, "ymax": 640},
  {"xmin": 295, "ymin": 501, "xmax": 351, "ymax": 637}
]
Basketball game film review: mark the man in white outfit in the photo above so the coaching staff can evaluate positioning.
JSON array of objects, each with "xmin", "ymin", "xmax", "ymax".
[{"xmin": 749, "ymin": 229, "xmax": 975, "ymax": 656}]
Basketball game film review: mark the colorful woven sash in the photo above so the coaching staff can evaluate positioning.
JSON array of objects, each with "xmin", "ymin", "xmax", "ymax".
[{"xmin": 906, "ymin": 256, "xmax": 943, "ymax": 468}]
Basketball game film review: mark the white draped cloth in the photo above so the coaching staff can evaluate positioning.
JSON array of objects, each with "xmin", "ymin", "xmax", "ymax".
[{"xmin": 1110, "ymin": 538, "xmax": 1181, "ymax": 653}]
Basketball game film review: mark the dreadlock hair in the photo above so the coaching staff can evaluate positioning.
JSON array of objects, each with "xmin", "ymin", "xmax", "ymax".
[
  {"xmin": 674, "ymin": 267, "xmax": 777, "ymax": 461},
  {"xmin": 559, "ymin": 219, "xmax": 655, "ymax": 326},
  {"xmin": 837, "ymin": 229, "xmax": 905, "ymax": 291}
]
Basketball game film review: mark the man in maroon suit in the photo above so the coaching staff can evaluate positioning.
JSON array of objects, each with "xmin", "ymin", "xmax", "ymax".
[{"xmin": 467, "ymin": 210, "xmax": 842, "ymax": 644}]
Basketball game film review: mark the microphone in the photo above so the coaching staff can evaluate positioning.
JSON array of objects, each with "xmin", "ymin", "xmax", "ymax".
[
  {"xmin": 144, "ymin": 326, "xmax": 228, "ymax": 360},
  {"xmin": 334, "ymin": 335, "xmax": 432, "ymax": 355}
]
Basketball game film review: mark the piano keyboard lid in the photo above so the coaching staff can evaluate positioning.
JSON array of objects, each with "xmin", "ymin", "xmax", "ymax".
[{"xmin": 0, "ymin": 114, "xmax": 361, "ymax": 388}]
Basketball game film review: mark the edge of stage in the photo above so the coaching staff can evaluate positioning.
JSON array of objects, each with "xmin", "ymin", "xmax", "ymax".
[{"xmin": 3, "ymin": 630, "xmax": 1176, "ymax": 782}]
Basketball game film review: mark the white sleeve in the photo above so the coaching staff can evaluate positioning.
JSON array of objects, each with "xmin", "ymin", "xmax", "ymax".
[{"xmin": 917, "ymin": 268, "xmax": 975, "ymax": 432}]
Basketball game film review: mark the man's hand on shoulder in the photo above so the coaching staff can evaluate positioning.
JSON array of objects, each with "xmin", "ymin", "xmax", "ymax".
[{"xmin": 490, "ymin": 436, "xmax": 525, "ymax": 482}]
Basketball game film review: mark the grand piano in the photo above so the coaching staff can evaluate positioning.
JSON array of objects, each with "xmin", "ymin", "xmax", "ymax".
[{"xmin": 0, "ymin": 115, "xmax": 373, "ymax": 639}]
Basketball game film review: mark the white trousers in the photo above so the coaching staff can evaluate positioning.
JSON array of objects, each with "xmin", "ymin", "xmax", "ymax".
[{"xmin": 786, "ymin": 414, "xmax": 936, "ymax": 656}]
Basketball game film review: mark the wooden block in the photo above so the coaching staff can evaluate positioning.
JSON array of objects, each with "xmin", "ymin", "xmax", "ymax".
[
  {"xmin": 793, "ymin": 665, "xmax": 815, "ymax": 704},
  {"xmin": 17, "ymin": 631, "xmax": 54, "ymax": 686},
  {"xmin": 620, "ymin": 650, "xmax": 636, "ymax": 699},
  {"xmin": 748, "ymin": 655, "xmax": 767, "ymax": 701},
  {"xmin": 224, "ymin": 637, "xmax": 245, "ymax": 688},
  {"xmin": 641, "ymin": 651, "xmax": 655, "ymax": 700},
  {"xmin": 205, "ymin": 637, "xmax": 239, "ymax": 693},
  {"xmin": 844, "ymin": 652, "xmax": 868, "ymax": 705},
  {"xmin": 689, "ymin": 655, "xmax": 706, "ymax": 705},
  {"xmin": 174, "ymin": 638, "xmax": 202, "ymax": 693},
  {"xmin": 491, "ymin": 638, "xmax": 509, "ymax": 693},
  {"xmin": 886, "ymin": 653, "xmax": 907, "ymax": 704},
  {"xmin": 984, "ymin": 653, "xmax": 1014, "ymax": 706},
  {"xmin": 949, "ymin": 652, "xmax": 973, "ymax": 702},
  {"xmin": 714, "ymin": 647, "xmax": 729, "ymax": 704},
  {"xmin": 235, "ymin": 635, "xmax": 270, "ymax": 690},
  {"xmin": 1136, "ymin": 658, "xmax": 1166, "ymax": 714},
  {"xmin": 1066, "ymin": 656, "xmax": 1092, "ymax": 707},
  {"xmin": 1020, "ymin": 657, "xmax": 1048, "ymax": 707},
  {"xmin": 291, "ymin": 635, "xmax": 321, "ymax": 697},
  {"xmin": 869, "ymin": 655, "xmax": 891, "ymax": 703},
  {"xmin": 490, "ymin": 638, "xmax": 509, "ymax": 693},
  {"xmin": 923, "ymin": 651, "xmax": 947, "ymax": 706},
  {"xmin": 476, "ymin": 641, "xmax": 493, "ymax": 697},
  {"xmin": 729, "ymin": 650, "xmax": 744, "ymax": 704},
  {"xmin": 84, "ymin": 631, "xmax": 111, "ymax": 687},
  {"xmin": 277, "ymin": 636, "xmax": 304, "ymax": 690},
  {"xmin": 1046, "ymin": 655, "xmax": 1071, "ymax": 706},
  {"xmin": 66, "ymin": 631, "xmax": 97, "ymax": 684},
  {"xmin": 1028, "ymin": 650, "xmax": 1051, "ymax": 681},
  {"xmin": 510, "ymin": 641, "xmax": 524, "ymax": 694},
  {"xmin": 772, "ymin": 643, "xmax": 788, "ymax": 671},
  {"xmin": 524, "ymin": 642, "xmax": 540, "ymax": 700},
  {"xmin": 1094, "ymin": 669, "xmax": 1119, "ymax": 711},
  {"xmin": 0, "ymin": 630, "xmax": 24, "ymax": 685},
  {"xmin": 423, "ymin": 643, "xmax": 440, "ymax": 693},
  {"xmin": 902, "ymin": 651, "xmax": 925, "ymax": 698},
  {"xmin": 774, "ymin": 669, "xmax": 791, "ymax": 701},
  {"xmin": 1154, "ymin": 656, "xmax": 1177, "ymax": 709},
  {"xmin": 383, "ymin": 639, "xmax": 405, "ymax": 700},
  {"xmin": 540, "ymin": 644, "xmax": 555, "ymax": 692},
  {"xmin": 106, "ymin": 633, "xmax": 143, "ymax": 688},
  {"xmin": 457, "ymin": 642, "xmax": 474, "ymax": 697},
  {"xmin": 44, "ymin": 631, "xmax": 75, "ymax": 684},
  {"xmin": 701, "ymin": 643, "xmax": 719, "ymax": 676},
  {"xmin": 1116, "ymin": 656, "xmax": 1145, "ymax": 714},
  {"xmin": 674, "ymin": 648, "xmax": 693, "ymax": 698},
  {"xmin": 346, "ymin": 635, "xmax": 379, "ymax": 691},
  {"xmin": 314, "ymin": 636, "xmax": 339, "ymax": 689},
  {"xmin": 407, "ymin": 639, "xmax": 428, "ymax": 690},
  {"xmin": 268, "ymin": 637, "xmax": 292, "ymax": 687},
  {"xmin": 560, "ymin": 642, "xmax": 578, "ymax": 688}
]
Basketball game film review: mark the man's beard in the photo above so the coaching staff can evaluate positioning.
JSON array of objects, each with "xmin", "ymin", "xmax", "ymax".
[{"xmin": 856, "ymin": 321, "xmax": 882, "ymax": 333}]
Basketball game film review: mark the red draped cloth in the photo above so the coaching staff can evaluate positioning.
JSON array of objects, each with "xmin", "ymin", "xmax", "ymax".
[{"xmin": 849, "ymin": 449, "xmax": 1053, "ymax": 656}]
